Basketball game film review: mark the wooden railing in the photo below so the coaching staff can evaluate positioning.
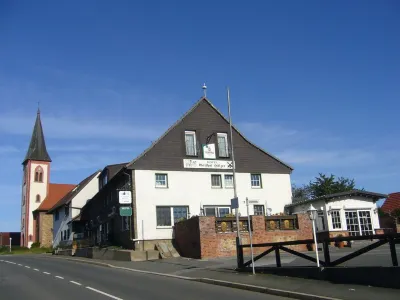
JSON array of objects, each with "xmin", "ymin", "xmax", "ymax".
[
  {"xmin": 265, "ymin": 215, "xmax": 299, "ymax": 230},
  {"xmin": 215, "ymin": 217, "xmax": 249, "ymax": 233}
]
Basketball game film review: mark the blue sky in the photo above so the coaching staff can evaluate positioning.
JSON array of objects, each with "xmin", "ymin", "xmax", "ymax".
[{"xmin": 0, "ymin": 1, "xmax": 399, "ymax": 231}]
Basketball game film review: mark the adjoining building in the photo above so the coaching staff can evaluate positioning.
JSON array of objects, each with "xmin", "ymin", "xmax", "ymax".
[
  {"xmin": 285, "ymin": 189, "xmax": 387, "ymax": 237},
  {"xmin": 79, "ymin": 96, "xmax": 294, "ymax": 250}
]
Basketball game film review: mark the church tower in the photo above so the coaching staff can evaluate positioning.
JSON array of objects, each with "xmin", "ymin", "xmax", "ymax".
[{"xmin": 21, "ymin": 109, "xmax": 51, "ymax": 248}]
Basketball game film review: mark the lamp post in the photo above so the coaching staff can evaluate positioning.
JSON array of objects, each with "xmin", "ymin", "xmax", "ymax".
[{"xmin": 307, "ymin": 204, "xmax": 320, "ymax": 268}]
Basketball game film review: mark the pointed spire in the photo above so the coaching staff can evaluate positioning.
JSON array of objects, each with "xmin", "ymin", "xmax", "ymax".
[{"xmin": 22, "ymin": 109, "xmax": 51, "ymax": 164}]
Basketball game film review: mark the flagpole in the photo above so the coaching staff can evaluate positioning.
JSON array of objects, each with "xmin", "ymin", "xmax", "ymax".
[{"xmin": 227, "ymin": 87, "xmax": 241, "ymax": 245}]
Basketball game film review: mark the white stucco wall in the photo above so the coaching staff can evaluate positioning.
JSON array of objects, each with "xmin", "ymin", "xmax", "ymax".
[
  {"xmin": 289, "ymin": 196, "xmax": 380, "ymax": 234},
  {"xmin": 134, "ymin": 170, "xmax": 292, "ymax": 241}
]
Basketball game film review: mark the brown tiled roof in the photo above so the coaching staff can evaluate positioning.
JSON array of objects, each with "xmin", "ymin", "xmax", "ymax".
[
  {"xmin": 381, "ymin": 192, "xmax": 400, "ymax": 214},
  {"xmin": 47, "ymin": 170, "xmax": 101, "ymax": 213},
  {"xmin": 35, "ymin": 183, "xmax": 76, "ymax": 212},
  {"xmin": 106, "ymin": 162, "xmax": 128, "ymax": 180}
]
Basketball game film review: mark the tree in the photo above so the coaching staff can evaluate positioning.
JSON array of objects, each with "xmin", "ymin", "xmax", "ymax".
[{"xmin": 292, "ymin": 173, "xmax": 357, "ymax": 202}]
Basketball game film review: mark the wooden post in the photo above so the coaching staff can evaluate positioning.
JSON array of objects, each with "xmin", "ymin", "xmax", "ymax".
[
  {"xmin": 275, "ymin": 246, "xmax": 281, "ymax": 267},
  {"xmin": 323, "ymin": 241, "xmax": 331, "ymax": 266},
  {"xmin": 389, "ymin": 238, "xmax": 398, "ymax": 267}
]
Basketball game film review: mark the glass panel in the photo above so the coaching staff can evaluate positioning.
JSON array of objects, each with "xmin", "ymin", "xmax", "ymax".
[
  {"xmin": 156, "ymin": 207, "xmax": 172, "ymax": 226},
  {"xmin": 345, "ymin": 211, "xmax": 360, "ymax": 236},
  {"xmin": 173, "ymin": 206, "xmax": 188, "ymax": 223},
  {"xmin": 185, "ymin": 132, "xmax": 196, "ymax": 155},
  {"xmin": 251, "ymin": 174, "xmax": 261, "ymax": 187},
  {"xmin": 218, "ymin": 134, "xmax": 228, "ymax": 157},
  {"xmin": 204, "ymin": 207, "xmax": 216, "ymax": 216},
  {"xmin": 155, "ymin": 174, "xmax": 167, "ymax": 187},
  {"xmin": 331, "ymin": 210, "xmax": 341, "ymax": 229},
  {"xmin": 358, "ymin": 211, "xmax": 373, "ymax": 235},
  {"xmin": 218, "ymin": 207, "xmax": 230, "ymax": 217},
  {"xmin": 254, "ymin": 205, "xmax": 264, "ymax": 216},
  {"xmin": 211, "ymin": 175, "xmax": 221, "ymax": 187},
  {"xmin": 224, "ymin": 175, "xmax": 233, "ymax": 187}
]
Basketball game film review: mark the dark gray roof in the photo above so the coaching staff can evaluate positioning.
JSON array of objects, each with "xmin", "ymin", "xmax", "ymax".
[
  {"xmin": 47, "ymin": 170, "xmax": 101, "ymax": 213},
  {"xmin": 286, "ymin": 189, "xmax": 388, "ymax": 208},
  {"xmin": 22, "ymin": 110, "xmax": 51, "ymax": 164},
  {"xmin": 127, "ymin": 97, "xmax": 293, "ymax": 170},
  {"xmin": 105, "ymin": 162, "xmax": 128, "ymax": 180}
]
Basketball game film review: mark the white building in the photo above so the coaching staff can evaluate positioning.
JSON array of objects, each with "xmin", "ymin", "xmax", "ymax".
[
  {"xmin": 48, "ymin": 170, "xmax": 100, "ymax": 248},
  {"xmin": 285, "ymin": 190, "xmax": 387, "ymax": 236},
  {"xmin": 83, "ymin": 96, "xmax": 294, "ymax": 249}
]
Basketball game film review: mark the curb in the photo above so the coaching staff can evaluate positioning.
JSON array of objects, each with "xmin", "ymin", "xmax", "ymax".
[{"xmin": 44, "ymin": 255, "xmax": 343, "ymax": 300}]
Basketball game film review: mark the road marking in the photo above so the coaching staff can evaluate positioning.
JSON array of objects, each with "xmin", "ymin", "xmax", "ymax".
[
  {"xmin": 43, "ymin": 272, "xmax": 51, "ymax": 275},
  {"xmin": 18, "ymin": 264, "xmax": 22, "ymax": 266},
  {"xmin": 55, "ymin": 276, "xmax": 64, "ymax": 279},
  {"xmin": 86, "ymin": 287, "xmax": 123, "ymax": 300},
  {"xmin": 9, "ymin": 262, "xmax": 16, "ymax": 264},
  {"xmin": 34, "ymin": 268, "xmax": 39, "ymax": 271},
  {"xmin": 25, "ymin": 266, "xmax": 30, "ymax": 269},
  {"xmin": 70, "ymin": 281, "xmax": 82, "ymax": 286}
]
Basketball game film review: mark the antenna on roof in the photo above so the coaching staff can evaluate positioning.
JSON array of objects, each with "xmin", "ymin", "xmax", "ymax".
[{"xmin": 202, "ymin": 83, "xmax": 207, "ymax": 98}]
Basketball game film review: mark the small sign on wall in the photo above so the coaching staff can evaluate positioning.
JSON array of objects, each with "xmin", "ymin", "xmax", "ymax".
[
  {"xmin": 202, "ymin": 143, "xmax": 216, "ymax": 159},
  {"xmin": 119, "ymin": 191, "xmax": 132, "ymax": 204}
]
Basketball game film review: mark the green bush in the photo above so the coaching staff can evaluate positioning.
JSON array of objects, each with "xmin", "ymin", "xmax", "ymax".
[{"xmin": 31, "ymin": 242, "xmax": 41, "ymax": 248}]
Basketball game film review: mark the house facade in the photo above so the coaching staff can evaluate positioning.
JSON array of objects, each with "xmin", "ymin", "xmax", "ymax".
[
  {"xmin": 20, "ymin": 109, "xmax": 75, "ymax": 248},
  {"xmin": 80, "ymin": 97, "xmax": 293, "ymax": 249},
  {"xmin": 285, "ymin": 190, "xmax": 387, "ymax": 237},
  {"xmin": 47, "ymin": 170, "xmax": 101, "ymax": 248}
]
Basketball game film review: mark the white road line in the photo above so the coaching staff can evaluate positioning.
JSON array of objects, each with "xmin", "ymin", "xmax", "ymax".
[
  {"xmin": 86, "ymin": 287, "xmax": 123, "ymax": 300},
  {"xmin": 9, "ymin": 262, "xmax": 16, "ymax": 264},
  {"xmin": 25, "ymin": 266, "xmax": 30, "ymax": 269},
  {"xmin": 43, "ymin": 272, "xmax": 51, "ymax": 275},
  {"xmin": 70, "ymin": 281, "xmax": 82, "ymax": 286},
  {"xmin": 34, "ymin": 268, "xmax": 39, "ymax": 271},
  {"xmin": 18, "ymin": 264, "xmax": 22, "ymax": 266},
  {"xmin": 55, "ymin": 276, "xmax": 64, "ymax": 279}
]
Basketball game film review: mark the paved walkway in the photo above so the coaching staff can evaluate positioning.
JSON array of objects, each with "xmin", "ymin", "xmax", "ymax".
[{"xmin": 43, "ymin": 254, "xmax": 399, "ymax": 300}]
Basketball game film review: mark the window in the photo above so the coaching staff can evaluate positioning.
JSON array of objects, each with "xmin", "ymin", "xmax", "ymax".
[
  {"xmin": 65, "ymin": 205, "xmax": 69, "ymax": 217},
  {"xmin": 155, "ymin": 173, "xmax": 168, "ymax": 188},
  {"xmin": 35, "ymin": 194, "xmax": 41, "ymax": 203},
  {"xmin": 156, "ymin": 206, "xmax": 189, "ymax": 227},
  {"xmin": 55, "ymin": 210, "xmax": 59, "ymax": 221},
  {"xmin": 330, "ymin": 210, "xmax": 341, "ymax": 229},
  {"xmin": 121, "ymin": 216, "xmax": 129, "ymax": 231},
  {"xmin": 211, "ymin": 174, "xmax": 222, "ymax": 188},
  {"xmin": 224, "ymin": 175, "xmax": 233, "ymax": 188},
  {"xmin": 204, "ymin": 206, "xmax": 231, "ymax": 217},
  {"xmin": 250, "ymin": 174, "xmax": 262, "ymax": 188},
  {"xmin": 254, "ymin": 205, "xmax": 265, "ymax": 216},
  {"xmin": 217, "ymin": 133, "xmax": 229, "ymax": 157},
  {"xmin": 185, "ymin": 131, "xmax": 197, "ymax": 156},
  {"xmin": 34, "ymin": 166, "xmax": 43, "ymax": 182},
  {"xmin": 67, "ymin": 229, "xmax": 70, "ymax": 240}
]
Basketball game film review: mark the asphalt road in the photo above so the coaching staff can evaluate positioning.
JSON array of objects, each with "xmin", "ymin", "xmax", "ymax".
[{"xmin": 0, "ymin": 255, "xmax": 289, "ymax": 300}]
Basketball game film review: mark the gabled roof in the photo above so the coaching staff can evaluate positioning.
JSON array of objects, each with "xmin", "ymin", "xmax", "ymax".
[
  {"xmin": 23, "ymin": 110, "xmax": 51, "ymax": 164},
  {"xmin": 285, "ymin": 189, "xmax": 388, "ymax": 208},
  {"xmin": 47, "ymin": 170, "xmax": 101, "ymax": 213},
  {"xmin": 381, "ymin": 192, "xmax": 400, "ymax": 214},
  {"xmin": 126, "ymin": 97, "xmax": 292, "ymax": 170},
  {"xmin": 35, "ymin": 183, "xmax": 76, "ymax": 212},
  {"xmin": 105, "ymin": 162, "xmax": 128, "ymax": 180}
]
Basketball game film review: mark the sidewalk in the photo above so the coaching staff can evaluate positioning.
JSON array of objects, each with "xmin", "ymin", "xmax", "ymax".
[{"xmin": 44, "ymin": 254, "xmax": 399, "ymax": 300}]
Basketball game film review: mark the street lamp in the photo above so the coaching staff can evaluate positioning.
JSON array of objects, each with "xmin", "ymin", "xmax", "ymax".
[{"xmin": 307, "ymin": 204, "xmax": 320, "ymax": 268}]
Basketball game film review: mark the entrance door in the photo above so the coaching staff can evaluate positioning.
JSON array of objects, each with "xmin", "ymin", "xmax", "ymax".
[
  {"xmin": 345, "ymin": 211, "xmax": 360, "ymax": 236},
  {"xmin": 358, "ymin": 210, "xmax": 373, "ymax": 235},
  {"xmin": 345, "ymin": 210, "xmax": 373, "ymax": 236}
]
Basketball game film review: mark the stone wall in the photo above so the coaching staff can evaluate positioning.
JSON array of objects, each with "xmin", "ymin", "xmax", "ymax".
[
  {"xmin": 39, "ymin": 212, "xmax": 53, "ymax": 248},
  {"xmin": 174, "ymin": 214, "xmax": 313, "ymax": 259}
]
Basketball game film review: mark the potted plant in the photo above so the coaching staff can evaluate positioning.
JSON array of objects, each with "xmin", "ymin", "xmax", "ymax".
[{"xmin": 335, "ymin": 234, "xmax": 345, "ymax": 248}]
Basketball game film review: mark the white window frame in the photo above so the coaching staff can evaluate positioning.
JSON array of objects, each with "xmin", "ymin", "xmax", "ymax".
[
  {"xmin": 203, "ymin": 206, "xmax": 231, "ymax": 217},
  {"xmin": 155, "ymin": 173, "xmax": 168, "ymax": 188},
  {"xmin": 185, "ymin": 131, "xmax": 197, "ymax": 156},
  {"xmin": 224, "ymin": 174, "xmax": 234, "ymax": 188},
  {"xmin": 330, "ymin": 210, "xmax": 342, "ymax": 230},
  {"xmin": 217, "ymin": 133, "xmax": 229, "ymax": 157},
  {"xmin": 253, "ymin": 205, "xmax": 265, "ymax": 216},
  {"xmin": 250, "ymin": 174, "xmax": 262, "ymax": 188},
  {"xmin": 211, "ymin": 174, "xmax": 222, "ymax": 188},
  {"xmin": 156, "ymin": 206, "xmax": 189, "ymax": 228}
]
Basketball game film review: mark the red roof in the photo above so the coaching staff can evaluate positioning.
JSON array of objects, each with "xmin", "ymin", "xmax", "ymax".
[
  {"xmin": 36, "ymin": 183, "xmax": 76, "ymax": 212},
  {"xmin": 381, "ymin": 192, "xmax": 400, "ymax": 214}
]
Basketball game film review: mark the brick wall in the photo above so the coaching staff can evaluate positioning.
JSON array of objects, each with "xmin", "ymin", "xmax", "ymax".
[
  {"xmin": 174, "ymin": 214, "xmax": 313, "ymax": 259},
  {"xmin": 39, "ymin": 212, "xmax": 53, "ymax": 247}
]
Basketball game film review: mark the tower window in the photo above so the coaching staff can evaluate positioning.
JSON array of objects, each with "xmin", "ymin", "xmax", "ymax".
[
  {"xmin": 34, "ymin": 166, "xmax": 44, "ymax": 182},
  {"xmin": 36, "ymin": 194, "xmax": 41, "ymax": 203}
]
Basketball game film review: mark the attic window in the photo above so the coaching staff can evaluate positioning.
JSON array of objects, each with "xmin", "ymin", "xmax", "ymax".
[
  {"xmin": 35, "ymin": 194, "xmax": 41, "ymax": 203},
  {"xmin": 34, "ymin": 166, "xmax": 44, "ymax": 182},
  {"xmin": 185, "ymin": 131, "xmax": 197, "ymax": 156}
]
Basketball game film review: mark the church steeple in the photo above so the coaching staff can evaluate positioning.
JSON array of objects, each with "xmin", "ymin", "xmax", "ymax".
[{"xmin": 22, "ymin": 109, "xmax": 51, "ymax": 164}]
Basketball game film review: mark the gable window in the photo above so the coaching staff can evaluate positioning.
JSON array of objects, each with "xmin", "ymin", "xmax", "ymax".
[
  {"xmin": 155, "ymin": 173, "xmax": 168, "ymax": 188},
  {"xmin": 331, "ymin": 210, "xmax": 342, "ymax": 229},
  {"xmin": 35, "ymin": 194, "xmax": 41, "ymax": 203},
  {"xmin": 217, "ymin": 133, "xmax": 229, "ymax": 157},
  {"xmin": 250, "ymin": 174, "xmax": 262, "ymax": 188},
  {"xmin": 34, "ymin": 166, "xmax": 43, "ymax": 182},
  {"xmin": 204, "ymin": 206, "xmax": 231, "ymax": 217},
  {"xmin": 211, "ymin": 174, "xmax": 222, "ymax": 188},
  {"xmin": 224, "ymin": 175, "xmax": 233, "ymax": 188},
  {"xmin": 254, "ymin": 205, "xmax": 265, "ymax": 216},
  {"xmin": 185, "ymin": 131, "xmax": 197, "ymax": 156},
  {"xmin": 55, "ymin": 210, "xmax": 59, "ymax": 221},
  {"xmin": 156, "ymin": 206, "xmax": 189, "ymax": 227}
]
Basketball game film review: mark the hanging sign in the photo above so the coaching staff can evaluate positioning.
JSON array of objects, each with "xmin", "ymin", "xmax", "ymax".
[
  {"xmin": 183, "ymin": 159, "xmax": 233, "ymax": 169},
  {"xmin": 202, "ymin": 143, "xmax": 216, "ymax": 159},
  {"xmin": 119, "ymin": 206, "xmax": 132, "ymax": 217},
  {"xmin": 119, "ymin": 191, "xmax": 132, "ymax": 204}
]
